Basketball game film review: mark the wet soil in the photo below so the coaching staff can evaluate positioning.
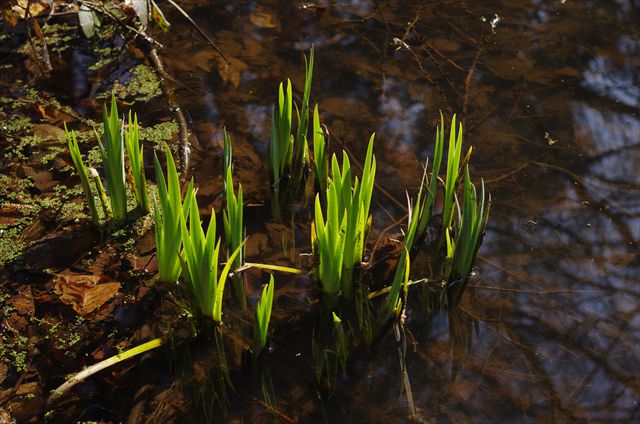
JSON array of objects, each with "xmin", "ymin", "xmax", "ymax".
[{"xmin": 1, "ymin": 1, "xmax": 639, "ymax": 422}]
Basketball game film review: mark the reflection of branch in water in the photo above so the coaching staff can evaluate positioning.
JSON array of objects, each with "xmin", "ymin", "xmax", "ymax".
[
  {"xmin": 400, "ymin": 43, "xmax": 453, "ymax": 112},
  {"xmin": 468, "ymin": 285, "xmax": 600, "ymax": 295},
  {"xmin": 164, "ymin": 0, "xmax": 228, "ymax": 63},
  {"xmin": 462, "ymin": 250, "xmax": 640, "ymax": 414},
  {"xmin": 533, "ymin": 161, "xmax": 639, "ymax": 249},
  {"xmin": 462, "ymin": 44, "xmax": 485, "ymax": 123},
  {"xmin": 482, "ymin": 160, "xmax": 533, "ymax": 185},
  {"xmin": 513, "ymin": 318, "xmax": 640, "ymax": 393},
  {"xmin": 534, "ymin": 161, "xmax": 640, "ymax": 195},
  {"xmin": 582, "ymin": 142, "xmax": 640, "ymax": 169}
]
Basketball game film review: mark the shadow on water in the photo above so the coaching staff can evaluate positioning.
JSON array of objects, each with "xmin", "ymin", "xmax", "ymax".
[{"xmin": 1, "ymin": 0, "xmax": 639, "ymax": 422}]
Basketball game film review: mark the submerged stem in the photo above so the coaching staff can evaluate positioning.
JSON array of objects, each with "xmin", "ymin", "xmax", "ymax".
[{"xmin": 47, "ymin": 337, "xmax": 164, "ymax": 405}]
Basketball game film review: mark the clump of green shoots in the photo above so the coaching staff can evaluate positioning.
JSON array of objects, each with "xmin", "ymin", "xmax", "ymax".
[
  {"xmin": 312, "ymin": 135, "xmax": 376, "ymax": 301},
  {"xmin": 268, "ymin": 48, "xmax": 314, "ymax": 198},
  {"xmin": 380, "ymin": 114, "xmax": 489, "ymax": 332},
  {"xmin": 311, "ymin": 135, "xmax": 375, "ymax": 387},
  {"xmin": 180, "ymin": 188, "xmax": 243, "ymax": 322},
  {"xmin": 65, "ymin": 95, "xmax": 150, "ymax": 224},
  {"xmin": 153, "ymin": 143, "xmax": 194, "ymax": 283},
  {"xmin": 177, "ymin": 182, "xmax": 245, "ymax": 414},
  {"xmin": 447, "ymin": 167, "xmax": 490, "ymax": 307}
]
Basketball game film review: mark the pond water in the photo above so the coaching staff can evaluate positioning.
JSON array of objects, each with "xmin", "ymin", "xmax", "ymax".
[{"xmin": 1, "ymin": 0, "xmax": 639, "ymax": 422}]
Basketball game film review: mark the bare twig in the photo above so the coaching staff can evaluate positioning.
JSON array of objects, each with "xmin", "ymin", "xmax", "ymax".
[
  {"xmin": 164, "ymin": 0, "xmax": 228, "ymax": 63},
  {"xmin": 144, "ymin": 44, "xmax": 191, "ymax": 174},
  {"xmin": 22, "ymin": 0, "xmax": 52, "ymax": 73}
]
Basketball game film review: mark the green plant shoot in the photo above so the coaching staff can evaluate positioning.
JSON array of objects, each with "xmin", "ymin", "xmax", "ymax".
[
  {"xmin": 448, "ymin": 166, "xmax": 490, "ymax": 306},
  {"xmin": 312, "ymin": 104, "xmax": 328, "ymax": 194},
  {"xmin": 89, "ymin": 167, "xmax": 111, "ymax": 220},
  {"xmin": 313, "ymin": 135, "xmax": 376, "ymax": 299},
  {"xmin": 124, "ymin": 111, "xmax": 149, "ymax": 212},
  {"xmin": 415, "ymin": 113, "xmax": 445, "ymax": 240},
  {"xmin": 98, "ymin": 94, "xmax": 128, "ymax": 220},
  {"xmin": 223, "ymin": 165, "xmax": 245, "ymax": 308},
  {"xmin": 180, "ymin": 188, "xmax": 243, "ymax": 322},
  {"xmin": 268, "ymin": 49, "xmax": 316, "ymax": 195},
  {"xmin": 222, "ymin": 127, "xmax": 232, "ymax": 193},
  {"xmin": 441, "ymin": 114, "xmax": 463, "ymax": 232},
  {"xmin": 268, "ymin": 79, "xmax": 293, "ymax": 192},
  {"xmin": 292, "ymin": 48, "xmax": 314, "ymax": 187},
  {"xmin": 65, "ymin": 125, "xmax": 100, "ymax": 224},
  {"xmin": 253, "ymin": 275, "xmax": 274, "ymax": 355},
  {"xmin": 153, "ymin": 143, "xmax": 193, "ymax": 283}
]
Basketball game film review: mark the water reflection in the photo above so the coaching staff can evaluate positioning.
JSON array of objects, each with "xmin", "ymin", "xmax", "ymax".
[
  {"xmin": 149, "ymin": 0, "xmax": 640, "ymax": 420},
  {"xmin": 1, "ymin": 0, "xmax": 635, "ymax": 421}
]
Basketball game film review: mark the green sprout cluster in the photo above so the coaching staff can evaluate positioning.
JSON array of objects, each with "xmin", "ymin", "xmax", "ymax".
[{"xmin": 63, "ymin": 50, "xmax": 490, "ymax": 414}]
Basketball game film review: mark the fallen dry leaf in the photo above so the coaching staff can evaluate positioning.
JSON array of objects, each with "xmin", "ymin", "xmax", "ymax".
[
  {"xmin": 249, "ymin": 9, "xmax": 278, "ymax": 29},
  {"xmin": 13, "ymin": 0, "xmax": 49, "ymax": 18},
  {"xmin": 217, "ymin": 56, "xmax": 247, "ymax": 88},
  {"xmin": 54, "ymin": 274, "xmax": 121, "ymax": 316}
]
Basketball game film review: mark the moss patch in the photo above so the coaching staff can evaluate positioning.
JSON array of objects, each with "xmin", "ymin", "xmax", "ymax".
[{"xmin": 109, "ymin": 64, "xmax": 162, "ymax": 103}]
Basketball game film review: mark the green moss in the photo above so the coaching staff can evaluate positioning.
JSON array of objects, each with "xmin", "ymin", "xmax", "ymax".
[
  {"xmin": 0, "ymin": 226, "xmax": 28, "ymax": 266},
  {"xmin": 108, "ymin": 64, "xmax": 162, "ymax": 103},
  {"xmin": 34, "ymin": 316, "xmax": 85, "ymax": 359},
  {"xmin": 88, "ymin": 46, "xmax": 119, "ymax": 71},
  {"xmin": 0, "ymin": 116, "xmax": 33, "ymax": 134},
  {"xmin": 0, "ymin": 173, "xmax": 88, "ymax": 267},
  {"xmin": 40, "ymin": 145, "xmax": 67, "ymax": 166},
  {"xmin": 0, "ymin": 335, "xmax": 29, "ymax": 372},
  {"xmin": 0, "ymin": 293, "xmax": 29, "ymax": 372},
  {"xmin": 139, "ymin": 121, "xmax": 179, "ymax": 150},
  {"xmin": 39, "ymin": 23, "xmax": 80, "ymax": 54}
]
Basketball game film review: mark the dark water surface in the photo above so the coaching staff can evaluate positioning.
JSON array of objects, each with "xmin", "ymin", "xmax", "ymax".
[
  {"xmin": 2, "ymin": 0, "xmax": 639, "ymax": 422},
  {"xmin": 158, "ymin": 1, "xmax": 640, "ymax": 421}
]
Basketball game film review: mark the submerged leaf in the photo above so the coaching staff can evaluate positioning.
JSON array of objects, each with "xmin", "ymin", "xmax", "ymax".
[
  {"xmin": 78, "ymin": 4, "xmax": 99, "ymax": 38},
  {"xmin": 249, "ymin": 9, "xmax": 278, "ymax": 29},
  {"xmin": 54, "ymin": 274, "xmax": 120, "ymax": 316}
]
